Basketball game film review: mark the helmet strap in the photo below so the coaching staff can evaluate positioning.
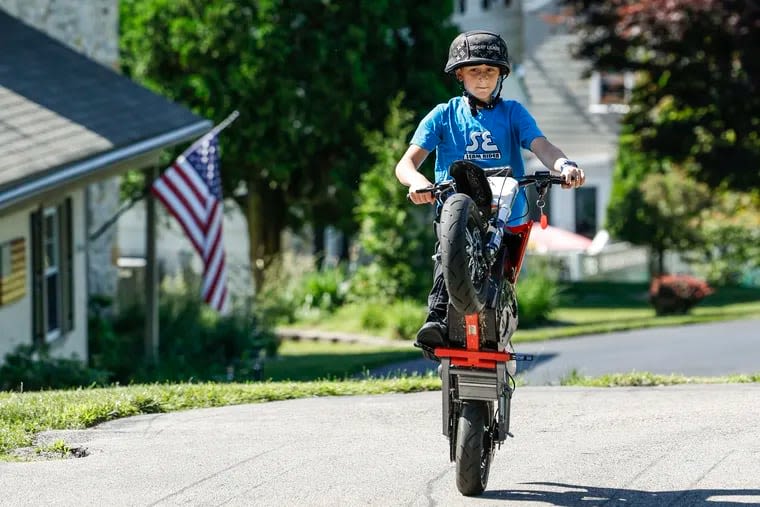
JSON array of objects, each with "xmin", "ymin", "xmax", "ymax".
[{"xmin": 461, "ymin": 75, "xmax": 506, "ymax": 116}]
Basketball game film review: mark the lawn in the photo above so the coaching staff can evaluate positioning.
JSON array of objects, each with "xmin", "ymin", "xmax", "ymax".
[
  {"xmin": 279, "ymin": 282, "xmax": 760, "ymax": 343},
  {"xmin": 261, "ymin": 340, "xmax": 419, "ymax": 381}
]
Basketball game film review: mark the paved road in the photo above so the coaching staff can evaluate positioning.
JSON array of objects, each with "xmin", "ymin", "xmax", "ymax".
[
  {"xmin": 369, "ymin": 319, "xmax": 760, "ymax": 384},
  {"xmin": 2, "ymin": 385, "xmax": 760, "ymax": 506}
]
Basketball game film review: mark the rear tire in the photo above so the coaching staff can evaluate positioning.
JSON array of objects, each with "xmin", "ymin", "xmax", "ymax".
[
  {"xmin": 440, "ymin": 194, "xmax": 488, "ymax": 314},
  {"xmin": 455, "ymin": 401, "xmax": 493, "ymax": 496}
]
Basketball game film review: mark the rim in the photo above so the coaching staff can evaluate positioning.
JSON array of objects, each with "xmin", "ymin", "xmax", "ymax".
[
  {"xmin": 480, "ymin": 413, "xmax": 494, "ymax": 486},
  {"xmin": 464, "ymin": 218, "xmax": 488, "ymax": 292}
]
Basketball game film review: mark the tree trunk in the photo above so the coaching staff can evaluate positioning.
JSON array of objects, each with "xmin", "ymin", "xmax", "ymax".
[
  {"xmin": 649, "ymin": 246, "xmax": 666, "ymax": 277},
  {"xmin": 313, "ymin": 224, "xmax": 325, "ymax": 268},
  {"xmin": 242, "ymin": 180, "xmax": 286, "ymax": 292}
]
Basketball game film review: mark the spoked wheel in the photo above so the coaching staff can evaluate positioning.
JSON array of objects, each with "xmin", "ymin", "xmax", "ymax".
[
  {"xmin": 440, "ymin": 193, "xmax": 489, "ymax": 314},
  {"xmin": 455, "ymin": 401, "xmax": 494, "ymax": 496}
]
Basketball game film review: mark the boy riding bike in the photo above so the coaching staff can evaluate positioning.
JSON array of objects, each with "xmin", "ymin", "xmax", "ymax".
[{"xmin": 395, "ymin": 30, "xmax": 586, "ymax": 352}]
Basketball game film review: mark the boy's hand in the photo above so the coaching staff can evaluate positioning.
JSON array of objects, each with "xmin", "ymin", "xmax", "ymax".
[
  {"xmin": 560, "ymin": 164, "xmax": 585, "ymax": 189},
  {"xmin": 407, "ymin": 183, "xmax": 436, "ymax": 205},
  {"xmin": 407, "ymin": 173, "xmax": 436, "ymax": 205}
]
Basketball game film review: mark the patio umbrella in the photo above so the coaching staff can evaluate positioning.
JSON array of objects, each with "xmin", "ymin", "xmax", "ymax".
[{"xmin": 527, "ymin": 223, "xmax": 593, "ymax": 253}]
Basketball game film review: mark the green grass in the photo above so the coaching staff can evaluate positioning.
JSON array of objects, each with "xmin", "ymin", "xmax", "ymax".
[
  {"xmin": 283, "ymin": 300, "xmax": 425, "ymax": 340},
  {"xmin": 262, "ymin": 340, "xmax": 419, "ymax": 381},
  {"xmin": 282, "ymin": 283, "xmax": 760, "ymax": 343},
  {"xmin": 560, "ymin": 369, "xmax": 760, "ymax": 387}
]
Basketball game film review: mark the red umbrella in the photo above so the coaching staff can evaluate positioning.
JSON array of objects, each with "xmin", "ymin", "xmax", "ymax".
[{"xmin": 527, "ymin": 223, "xmax": 593, "ymax": 253}]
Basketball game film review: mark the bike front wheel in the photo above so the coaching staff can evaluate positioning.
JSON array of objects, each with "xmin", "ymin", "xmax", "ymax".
[
  {"xmin": 455, "ymin": 401, "xmax": 493, "ymax": 496},
  {"xmin": 440, "ymin": 193, "xmax": 489, "ymax": 314}
]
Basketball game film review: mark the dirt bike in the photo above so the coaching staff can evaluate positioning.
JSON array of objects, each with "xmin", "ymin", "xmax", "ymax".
[{"xmin": 413, "ymin": 160, "xmax": 564, "ymax": 496}]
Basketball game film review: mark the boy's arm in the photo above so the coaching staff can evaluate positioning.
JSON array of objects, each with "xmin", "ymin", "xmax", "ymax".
[
  {"xmin": 395, "ymin": 144, "xmax": 435, "ymax": 204},
  {"xmin": 529, "ymin": 137, "xmax": 586, "ymax": 188}
]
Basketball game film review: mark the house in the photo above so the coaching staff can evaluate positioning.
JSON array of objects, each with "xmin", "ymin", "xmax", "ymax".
[
  {"xmin": 453, "ymin": 0, "xmax": 624, "ymax": 238},
  {"xmin": 0, "ymin": 8, "xmax": 210, "ymax": 362}
]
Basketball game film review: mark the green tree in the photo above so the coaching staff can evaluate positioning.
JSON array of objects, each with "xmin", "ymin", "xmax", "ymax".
[
  {"xmin": 562, "ymin": 0, "xmax": 760, "ymax": 189},
  {"xmin": 638, "ymin": 164, "xmax": 711, "ymax": 275},
  {"xmin": 563, "ymin": 0, "xmax": 759, "ymax": 277},
  {"xmin": 119, "ymin": 0, "xmax": 458, "ymax": 288},
  {"xmin": 608, "ymin": 140, "xmax": 760, "ymax": 279},
  {"xmin": 351, "ymin": 94, "xmax": 435, "ymax": 301},
  {"xmin": 688, "ymin": 190, "xmax": 760, "ymax": 285},
  {"xmin": 605, "ymin": 132, "xmax": 661, "ymax": 271}
]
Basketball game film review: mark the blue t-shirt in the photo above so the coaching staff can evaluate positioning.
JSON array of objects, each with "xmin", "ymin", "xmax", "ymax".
[{"xmin": 410, "ymin": 96, "xmax": 544, "ymax": 224}]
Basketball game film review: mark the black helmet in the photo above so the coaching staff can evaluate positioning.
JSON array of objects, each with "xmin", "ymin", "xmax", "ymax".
[{"xmin": 444, "ymin": 31, "xmax": 511, "ymax": 76}]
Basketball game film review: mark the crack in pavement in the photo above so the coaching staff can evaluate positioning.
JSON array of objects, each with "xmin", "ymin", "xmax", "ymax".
[
  {"xmin": 147, "ymin": 443, "xmax": 289, "ymax": 506},
  {"xmin": 667, "ymin": 450, "xmax": 735, "ymax": 507},
  {"xmin": 416, "ymin": 465, "xmax": 450, "ymax": 507}
]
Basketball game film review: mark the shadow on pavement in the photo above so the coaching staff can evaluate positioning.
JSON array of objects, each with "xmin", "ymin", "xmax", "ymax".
[
  {"xmin": 481, "ymin": 482, "xmax": 760, "ymax": 506},
  {"xmin": 515, "ymin": 353, "xmax": 557, "ymax": 374}
]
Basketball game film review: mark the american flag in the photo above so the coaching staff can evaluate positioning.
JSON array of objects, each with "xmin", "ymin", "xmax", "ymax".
[{"xmin": 152, "ymin": 133, "xmax": 229, "ymax": 313}]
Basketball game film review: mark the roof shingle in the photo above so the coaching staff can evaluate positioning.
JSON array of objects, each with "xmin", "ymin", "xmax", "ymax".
[{"xmin": 0, "ymin": 9, "xmax": 208, "ymax": 195}]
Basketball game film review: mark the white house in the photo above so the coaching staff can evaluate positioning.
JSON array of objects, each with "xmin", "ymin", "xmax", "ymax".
[{"xmin": 0, "ymin": 6, "xmax": 209, "ymax": 362}]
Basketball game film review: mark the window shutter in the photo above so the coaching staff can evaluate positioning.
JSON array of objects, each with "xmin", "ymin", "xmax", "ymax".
[
  {"xmin": 60, "ymin": 198, "xmax": 75, "ymax": 333},
  {"xmin": 30, "ymin": 209, "xmax": 44, "ymax": 345}
]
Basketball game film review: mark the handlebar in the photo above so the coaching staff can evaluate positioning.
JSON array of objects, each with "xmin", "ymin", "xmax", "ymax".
[
  {"xmin": 517, "ymin": 170, "xmax": 565, "ymax": 188},
  {"xmin": 412, "ymin": 170, "xmax": 565, "ymax": 196}
]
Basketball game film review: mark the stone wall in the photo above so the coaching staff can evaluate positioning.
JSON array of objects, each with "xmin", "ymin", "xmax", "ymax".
[{"xmin": 0, "ymin": 0, "xmax": 122, "ymax": 299}]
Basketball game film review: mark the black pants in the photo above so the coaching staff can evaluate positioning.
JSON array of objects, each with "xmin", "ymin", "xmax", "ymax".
[{"xmin": 426, "ymin": 221, "xmax": 449, "ymax": 326}]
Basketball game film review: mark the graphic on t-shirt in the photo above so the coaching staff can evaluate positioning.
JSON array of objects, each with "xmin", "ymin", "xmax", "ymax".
[{"xmin": 464, "ymin": 130, "xmax": 502, "ymax": 160}]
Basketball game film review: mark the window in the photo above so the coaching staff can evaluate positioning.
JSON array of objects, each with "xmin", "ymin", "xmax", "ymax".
[
  {"xmin": 43, "ymin": 208, "xmax": 61, "ymax": 340},
  {"xmin": 482, "ymin": 0, "xmax": 491, "ymax": 9},
  {"xmin": 458, "ymin": 0, "xmax": 466, "ymax": 13},
  {"xmin": 31, "ymin": 199, "xmax": 74, "ymax": 343},
  {"xmin": 589, "ymin": 71, "xmax": 634, "ymax": 114},
  {"xmin": 574, "ymin": 187, "xmax": 597, "ymax": 239}
]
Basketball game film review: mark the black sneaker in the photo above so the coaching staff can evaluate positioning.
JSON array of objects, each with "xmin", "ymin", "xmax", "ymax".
[{"xmin": 415, "ymin": 321, "xmax": 448, "ymax": 350}]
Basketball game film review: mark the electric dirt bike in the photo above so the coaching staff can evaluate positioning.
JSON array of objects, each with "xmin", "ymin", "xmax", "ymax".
[{"xmin": 413, "ymin": 160, "xmax": 564, "ymax": 496}]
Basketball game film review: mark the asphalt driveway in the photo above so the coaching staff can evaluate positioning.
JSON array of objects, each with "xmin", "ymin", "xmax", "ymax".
[{"xmin": 2, "ymin": 385, "xmax": 760, "ymax": 506}]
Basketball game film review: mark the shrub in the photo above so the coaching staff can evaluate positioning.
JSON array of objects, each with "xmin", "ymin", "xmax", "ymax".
[
  {"xmin": 255, "ymin": 257, "xmax": 351, "ymax": 324},
  {"xmin": 294, "ymin": 266, "xmax": 348, "ymax": 317},
  {"xmin": 516, "ymin": 258, "xmax": 561, "ymax": 326},
  {"xmin": 649, "ymin": 274, "xmax": 714, "ymax": 315},
  {"xmin": 253, "ymin": 253, "xmax": 313, "ymax": 325},
  {"xmin": 390, "ymin": 300, "xmax": 426, "ymax": 340},
  {"xmin": 88, "ymin": 284, "xmax": 278, "ymax": 384},
  {"xmin": 0, "ymin": 344, "xmax": 110, "ymax": 392},
  {"xmin": 359, "ymin": 303, "xmax": 387, "ymax": 331},
  {"xmin": 347, "ymin": 263, "xmax": 418, "ymax": 304}
]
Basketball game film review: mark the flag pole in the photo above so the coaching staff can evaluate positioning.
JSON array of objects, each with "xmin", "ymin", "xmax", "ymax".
[
  {"xmin": 183, "ymin": 110, "xmax": 240, "ymax": 155},
  {"xmin": 144, "ymin": 110, "xmax": 239, "ymax": 359}
]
